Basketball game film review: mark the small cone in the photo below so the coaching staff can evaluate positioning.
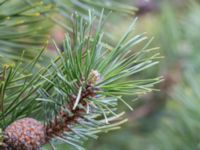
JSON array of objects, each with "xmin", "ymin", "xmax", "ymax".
[{"xmin": 4, "ymin": 118, "xmax": 45, "ymax": 150}]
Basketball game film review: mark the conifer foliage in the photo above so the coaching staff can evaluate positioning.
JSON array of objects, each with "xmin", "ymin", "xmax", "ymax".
[
  {"xmin": 0, "ymin": 0, "xmax": 52, "ymax": 63},
  {"xmin": 0, "ymin": 1, "xmax": 161, "ymax": 150}
]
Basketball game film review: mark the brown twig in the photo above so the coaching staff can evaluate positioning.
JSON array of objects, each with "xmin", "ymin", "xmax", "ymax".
[{"xmin": 45, "ymin": 83, "xmax": 97, "ymax": 142}]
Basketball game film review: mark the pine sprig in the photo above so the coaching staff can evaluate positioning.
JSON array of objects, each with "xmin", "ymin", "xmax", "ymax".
[{"xmin": 36, "ymin": 12, "xmax": 161, "ymax": 149}]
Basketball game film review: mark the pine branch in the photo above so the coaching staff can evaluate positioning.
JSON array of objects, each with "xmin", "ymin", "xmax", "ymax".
[
  {"xmin": 0, "ymin": 12, "xmax": 161, "ymax": 150},
  {"xmin": 37, "ymin": 12, "xmax": 161, "ymax": 149}
]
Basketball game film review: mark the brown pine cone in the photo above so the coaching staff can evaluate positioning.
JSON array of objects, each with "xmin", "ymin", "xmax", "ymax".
[{"xmin": 3, "ymin": 118, "xmax": 45, "ymax": 150}]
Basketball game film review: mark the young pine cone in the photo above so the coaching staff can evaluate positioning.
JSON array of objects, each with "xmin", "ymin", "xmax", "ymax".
[{"xmin": 3, "ymin": 118, "xmax": 45, "ymax": 150}]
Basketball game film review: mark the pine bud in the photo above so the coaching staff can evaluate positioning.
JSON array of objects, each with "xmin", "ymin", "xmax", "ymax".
[
  {"xmin": 4, "ymin": 118, "xmax": 45, "ymax": 150},
  {"xmin": 88, "ymin": 70, "xmax": 101, "ymax": 84}
]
